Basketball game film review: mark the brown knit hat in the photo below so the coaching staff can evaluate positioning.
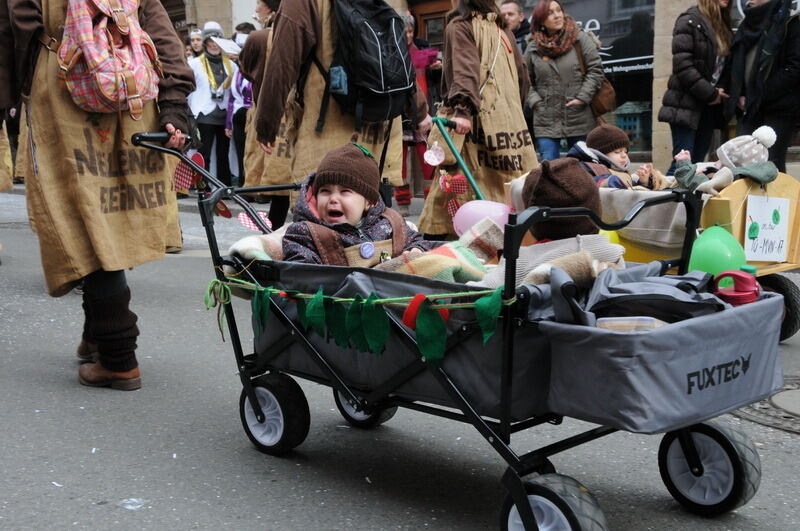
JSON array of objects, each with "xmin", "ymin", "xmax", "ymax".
[
  {"xmin": 313, "ymin": 144, "xmax": 380, "ymax": 203},
  {"xmin": 586, "ymin": 124, "xmax": 630, "ymax": 154},
  {"xmin": 522, "ymin": 158, "xmax": 601, "ymax": 240}
]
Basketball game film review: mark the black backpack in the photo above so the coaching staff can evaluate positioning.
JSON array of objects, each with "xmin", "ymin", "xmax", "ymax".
[{"xmin": 314, "ymin": 0, "xmax": 416, "ymax": 132}]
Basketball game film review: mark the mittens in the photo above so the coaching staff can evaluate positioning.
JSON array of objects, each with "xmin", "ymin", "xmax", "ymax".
[{"xmin": 695, "ymin": 167, "xmax": 734, "ymax": 197}]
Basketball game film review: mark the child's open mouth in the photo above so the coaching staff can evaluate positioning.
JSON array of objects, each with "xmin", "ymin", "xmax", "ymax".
[{"xmin": 326, "ymin": 209, "xmax": 344, "ymax": 221}]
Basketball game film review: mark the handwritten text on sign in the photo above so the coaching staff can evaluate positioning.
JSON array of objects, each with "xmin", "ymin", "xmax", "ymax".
[{"xmin": 745, "ymin": 195, "xmax": 790, "ymax": 262}]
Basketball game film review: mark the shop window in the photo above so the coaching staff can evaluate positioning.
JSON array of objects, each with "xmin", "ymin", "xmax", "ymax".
[{"xmin": 424, "ymin": 16, "xmax": 445, "ymax": 49}]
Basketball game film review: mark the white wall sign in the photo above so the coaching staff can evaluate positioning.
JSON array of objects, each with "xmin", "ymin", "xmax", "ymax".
[{"xmin": 745, "ymin": 195, "xmax": 791, "ymax": 262}]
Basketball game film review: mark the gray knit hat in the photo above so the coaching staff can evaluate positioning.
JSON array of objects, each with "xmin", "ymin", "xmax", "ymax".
[{"xmin": 716, "ymin": 126, "xmax": 776, "ymax": 169}]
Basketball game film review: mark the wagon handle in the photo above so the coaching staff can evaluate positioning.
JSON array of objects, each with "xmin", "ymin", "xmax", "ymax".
[{"xmin": 431, "ymin": 117, "xmax": 485, "ymax": 200}]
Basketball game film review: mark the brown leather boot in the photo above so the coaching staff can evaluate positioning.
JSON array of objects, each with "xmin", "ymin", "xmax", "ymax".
[
  {"xmin": 79, "ymin": 363, "xmax": 141, "ymax": 391},
  {"xmin": 76, "ymin": 339, "xmax": 98, "ymax": 362}
]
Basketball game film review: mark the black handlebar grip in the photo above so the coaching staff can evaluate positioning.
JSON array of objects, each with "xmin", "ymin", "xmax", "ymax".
[
  {"xmin": 131, "ymin": 132, "xmax": 193, "ymax": 146},
  {"xmin": 131, "ymin": 132, "xmax": 172, "ymax": 146},
  {"xmin": 440, "ymin": 118, "xmax": 457, "ymax": 129}
]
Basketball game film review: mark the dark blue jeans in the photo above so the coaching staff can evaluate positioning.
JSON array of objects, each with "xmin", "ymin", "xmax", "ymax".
[
  {"xmin": 536, "ymin": 136, "xmax": 585, "ymax": 161},
  {"xmin": 666, "ymin": 106, "xmax": 719, "ymax": 175}
]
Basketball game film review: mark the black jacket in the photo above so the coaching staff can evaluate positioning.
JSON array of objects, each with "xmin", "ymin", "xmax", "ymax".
[
  {"xmin": 657, "ymin": 6, "xmax": 719, "ymax": 129},
  {"xmin": 514, "ymin": 18, "xmax": 531, "ymax": 54},
  {"xmin": 721, "ymin": 13, "xmax": 800, "ymax": 118}
]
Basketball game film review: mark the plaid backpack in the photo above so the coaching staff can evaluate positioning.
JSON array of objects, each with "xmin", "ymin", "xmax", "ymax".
[{"xmin": 57, "ymin": 0, "xmax": 162, "ymax": 120}]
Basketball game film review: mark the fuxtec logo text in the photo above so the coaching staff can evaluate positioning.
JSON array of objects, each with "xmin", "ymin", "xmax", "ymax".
[{"xmin": 686, "ymin": 354, "xmax": 751, "ymax": 395}]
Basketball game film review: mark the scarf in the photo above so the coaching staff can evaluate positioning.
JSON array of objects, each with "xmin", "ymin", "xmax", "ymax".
[
  {"xmin": 531, "ymin": 15, "xmax": 580, "ymax": 58},
  {"xmin": 199, "ymin": 52, "xmax": 234, "ymax": 92},
  {"xmin": 728, "ymin": 0, "xmax": 791, "ymax": 116}
]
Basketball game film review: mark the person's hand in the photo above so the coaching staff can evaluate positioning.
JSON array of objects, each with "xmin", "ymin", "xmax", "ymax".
[
  {"xmin": 225, "ymin": 128, "xmax": 233, "ymax": 138},
  {"xmin": 429, "ymin": 60, "xmax": 442, "ymax": 70},
  {"xmin": 8, "ymin": 107, "xmax": 16, "ymax": 118},
  {"xmin": 635, "ymin": 163, "xmax": 653, "ymax": 185},
  {"xmin": 565, "ymin": 98, "xmax": 584, "ymax": 107},
  {"xmin": 738, "ymin": 96, "xmax": 746, "ymax": 111},
  {"xmin": 417, "ymin": 114, "xmax": 432, "ymax": 136},
  {"xmin": 710, "ymin": 88, "xmax": 729, "ymax": 105},
  {"xmin": 260, "ymin": 142, "xmax": 273, "ymax": 154},
  {"xmin": 674, "ymin": 149, "xmax": 691, "ymax": 162},
  {"xmin": 452, "ymin": 117, "xmax": 471, "ymax": 134},
  {"xmin": 164, "ymin": 123, "xmax": 186, "ymax": 150}
]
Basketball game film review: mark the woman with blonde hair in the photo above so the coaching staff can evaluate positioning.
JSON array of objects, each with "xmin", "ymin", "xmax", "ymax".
[{"xmin": 658, "ymin": 0, "xmax": 733, "ymax": 174}]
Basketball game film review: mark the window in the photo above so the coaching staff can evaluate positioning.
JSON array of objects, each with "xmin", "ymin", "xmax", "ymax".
[{"xmin": 424, "ymin": 16, "xmax": 445, "ymax": 49}]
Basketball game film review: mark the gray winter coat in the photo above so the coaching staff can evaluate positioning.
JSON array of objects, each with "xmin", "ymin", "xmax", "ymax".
[{"xmin": 524, "ymin": 31, "xmax": 604, "ymax": 139}]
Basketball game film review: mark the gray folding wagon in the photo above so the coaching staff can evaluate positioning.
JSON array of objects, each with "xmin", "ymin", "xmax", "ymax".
[{"xmin": 135, "ymin": 132, "xmax": 784, "ymax": 530}]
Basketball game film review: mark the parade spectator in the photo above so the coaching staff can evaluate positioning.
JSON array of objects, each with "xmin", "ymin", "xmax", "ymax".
[
  {"xmin": 0, "ymin": 0, "xmax": 195, "ymax": 389},
  {"xmin": 418, "ymin": 0, "xmax": 537, "ymax": 238},
  {"xmin": 188, "ymin": 21, "xmax": 238, "ymax": 187},
  {"xmin": 188, "ymin": 28, "xmax": 203, "ymax": 57},
  {"xmin": 658, "ymin": 0, "xmax": 733, "ymax": 175},
  {"xmin": 226, "ymin": 34, "xmax": 253, "ymax": 187},
  {"xmin": 721, "ymin": 0, "xmax": 800, "ymax": 173},
  {"xmin": 525, "ymin": 0, "xmax": 604, "ymax": 161},
  {"xmin": 255, "ymin": 0, "xmax": 429, "ymax": 228},
  {"xmin": 395, "ymin": 12, "xmax": 439, "ymax": 214},
  {"xmin": 501, "ymin": 0, "xmax": 531, "ymax": 53}
]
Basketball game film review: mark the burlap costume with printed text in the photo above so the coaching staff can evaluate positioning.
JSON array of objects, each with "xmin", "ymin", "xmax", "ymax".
[
  {"xmin": 0, "ymin": 122, "xmax": 11, "ymax": 191},
  {"xmin": 243, "ymin": 24, "xmax": 299, "ymax": 198},
  {"xmin": 420, "ymin": 14, "xmax": 538, "ymax": 235},
  {"xmin": 244, "ymin": 97, "xmax": 300, "ymax": 198},
  {"xmin": 289, "ymin": 0, "xmax": 403, "ymax": 185},
  {"xmin": 20, "ymin": 0, "xmax": 181, "ymax": 296}
]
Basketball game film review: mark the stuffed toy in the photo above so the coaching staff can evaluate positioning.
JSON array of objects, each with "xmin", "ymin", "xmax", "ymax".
[{"xmin": 523, "ymin": 251, "xmax": 621, "ymax": 289}]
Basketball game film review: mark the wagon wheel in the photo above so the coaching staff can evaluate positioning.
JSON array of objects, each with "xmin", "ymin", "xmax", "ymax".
[
  {"xmin": 500, "ymin": 473, "xmax": 608, "ymax": 531},
  {"xmin": 658, "ymin": 420, "xmax": 761, "ymax": 516},
  {"xmin": 333, "ymin": 389, "xmax": 398, "ymax": 428},
  {"xmin": 759, "ymin": 273, "xmax": 800, "ymax": 342},
  {"xmin": 239, "ymin": 373, "xmax": 310, "ymax": 455}
]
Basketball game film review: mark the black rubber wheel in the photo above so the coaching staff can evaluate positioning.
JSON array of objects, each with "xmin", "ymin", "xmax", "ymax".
[
  {"xmin": 658, "ymin": 420, "xmax": 761, "ymax": 517},
  {"xmin": 239, "ymin": 373, "xmax": 310, "ymax": 455},
  {"xmin": 333, "ymin": 389, "xmax": 398, "ymax": 428},
  {"xmin": 500, "ymin": 473, "xmax": 608, "ymax": 531},
  {"xmin": 759, "ymin": 273, "xmax": 800, "ymax": 342}
]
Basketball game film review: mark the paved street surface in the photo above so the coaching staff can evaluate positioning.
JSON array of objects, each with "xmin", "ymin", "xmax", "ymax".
[{"xmin": 1, "ymin": 191, "xmax": 799, "ymax": 530}]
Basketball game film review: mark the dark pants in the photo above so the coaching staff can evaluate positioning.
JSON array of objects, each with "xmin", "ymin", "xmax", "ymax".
[
  {"xmin": 197, "ymin": 122, "xmax": 231, "ymax": 187},
  {"xmin": 666, "ymin": 106, "xmax": 718, "ymax": 175},
  {"xmin": 82, "ymin": 270, "xmax": 139, "ymax": 372},
  {"xmin": 232, "ymin": 107, "xmax": 248, "ymax": 181},
  {"xmin": 739, "ymin": 113, "xmax": 797, "ymax": 173},
  {"xmin": 268, "ymin": 195, "xmax": 290, "ymax": 229}
]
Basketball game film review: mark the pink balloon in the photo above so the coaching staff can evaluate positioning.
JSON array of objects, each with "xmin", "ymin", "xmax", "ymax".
[{"xmin": 452, "ymin": 200, "xmax": 511, "ymax": 236}]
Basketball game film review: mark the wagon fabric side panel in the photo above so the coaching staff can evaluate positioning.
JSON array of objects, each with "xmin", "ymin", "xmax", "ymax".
[{"xmin": 251, "ymin": 262, "xmax": 552, "ymax": 421}]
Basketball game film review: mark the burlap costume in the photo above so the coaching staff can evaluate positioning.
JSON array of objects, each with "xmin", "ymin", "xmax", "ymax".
[
  {"xmin": 420, "ymin": 13, "xmax": 538, "ymax": 235},
  {"xmin": 239, "ymin": 24, "xmax": 300, "ymax": 199},
  {"xmin": 19, "ymin": 0, "xmax": 182, "ymax": 296},
  {"xmin": 0, "ymin": 122, "xmax": 11, "ymax": 191},
  {"xmin": 255, "ymin": 0, "xmax": 403, "ymax": 187}
]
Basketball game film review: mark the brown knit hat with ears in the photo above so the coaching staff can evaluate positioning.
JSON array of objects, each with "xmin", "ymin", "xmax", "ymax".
[
  {"xmin": 522, "ymin": 158, "xmax": 601, "ymax": 240},
  {"xmin": 586, "ymin": 123, "xmax": 630, "ymax": 154},
  {"xmin": 313, "ymin": 144, "xmax": 381, "ymax": 203}
]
